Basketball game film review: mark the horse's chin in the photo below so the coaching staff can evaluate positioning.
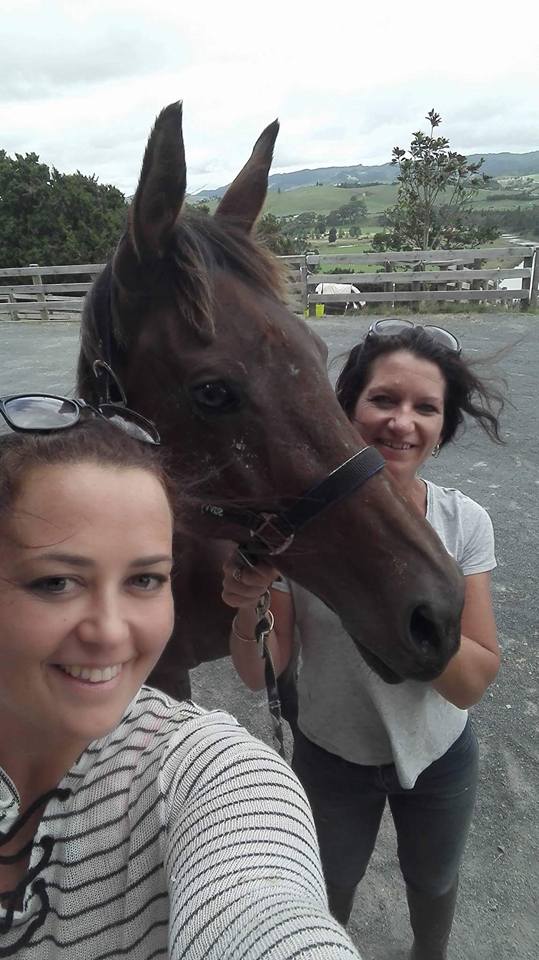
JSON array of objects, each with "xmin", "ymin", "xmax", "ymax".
[{"xmin": 354, "ymin": 643, "xmax": 404, "ymax": 684}]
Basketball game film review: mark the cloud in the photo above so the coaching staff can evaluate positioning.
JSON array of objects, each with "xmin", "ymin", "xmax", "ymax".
[
  {"xmin": 0, "ymin": 6, "xmax": 186, "ymax": 101},
  {"xmin": 0, "ymin": 0, "xmax": 538, "ymax": 194}
]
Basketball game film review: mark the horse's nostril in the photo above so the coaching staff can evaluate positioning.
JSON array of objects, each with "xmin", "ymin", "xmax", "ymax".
[{"xmin": 409, "ymin": 606, "xmax": 441, "ymax": 656}]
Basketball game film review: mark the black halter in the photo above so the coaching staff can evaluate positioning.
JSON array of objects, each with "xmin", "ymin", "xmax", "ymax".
[{"xmin": 202, "ymin": 446, "xmax": 384, "ymax": 563}]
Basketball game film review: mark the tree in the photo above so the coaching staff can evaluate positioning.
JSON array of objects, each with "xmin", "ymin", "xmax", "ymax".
[
  {"xmin": 326, "ymin": 198, "xmax": 367, "ymax": 227},
  {"xmin": 185, "ymin": 199, "xmax": 210, "ymax": 215},
  {"xmin": 468, "ymin": 205, "xmax": 539, "ymax": 240},
  {"xmin": 281, "ymin": 211, "xmax": 318, "ymax": 239},
  {"xmin": 315, "ymin": 214, "xmax": 328, "ymax": 237},
  {"xmin": 256, "ymin": 213, "xmax": 303, "ymax": 254},
  {"xmin": 0, "ymin": 150, "xmax": 128, "ymax": 267},
  {"xmin": 371, "ymin": 110, "xmax": 498, "ymax": 251},
  {"xmin": 328, "ymin": 226, "xmax": 337, "ymax": 243}
]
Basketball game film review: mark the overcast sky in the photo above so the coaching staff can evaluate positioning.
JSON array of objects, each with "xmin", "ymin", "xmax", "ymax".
[{"xmin": 2, "ymin": 0, "xmax": 538, "ymax": 196}]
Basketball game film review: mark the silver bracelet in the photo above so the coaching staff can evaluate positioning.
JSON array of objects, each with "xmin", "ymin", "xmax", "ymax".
[
  {"xmin": 231, "ymin": 613, "xmax": 257, "ymax": 644},
  {"xmin": 231, "ymin": 610, "xmax": 275, "ymax": 644}
]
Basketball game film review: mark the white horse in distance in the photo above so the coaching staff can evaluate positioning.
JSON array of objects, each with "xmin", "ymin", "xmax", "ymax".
[{"xmin": 314, "ymin": 282, "xmax": 366, "ymax": 311}]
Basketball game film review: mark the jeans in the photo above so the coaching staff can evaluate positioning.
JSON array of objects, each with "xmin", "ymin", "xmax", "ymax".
[{"xmin": 292, "ymin": 720, "xmax": 479, "ymax": 921}]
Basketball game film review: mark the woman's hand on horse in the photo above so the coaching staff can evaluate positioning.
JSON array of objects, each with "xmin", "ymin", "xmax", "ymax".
[{"xmin": 222, "ymin": 552, "xmax": 279, "ymax": 609}]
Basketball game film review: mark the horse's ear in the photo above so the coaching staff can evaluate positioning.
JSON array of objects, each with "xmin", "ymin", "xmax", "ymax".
[
  {"xmin": 129, "ymin": 102, "xmax": 186, "ymax": 261},
  {"xmin": 214, "ymin": 120, "xmax": 279, "ymax": 232}
]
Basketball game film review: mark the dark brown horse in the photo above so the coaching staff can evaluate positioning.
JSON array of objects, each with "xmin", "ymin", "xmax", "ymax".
[{"xmin": 78, "ymin": 102, "xmax": 464, "ymax": 699}]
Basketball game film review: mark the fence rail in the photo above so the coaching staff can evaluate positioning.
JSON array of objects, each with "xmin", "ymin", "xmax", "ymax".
[
  {"xmin": 301, "ymin": 245, "xmax": 539, "ymax": 313},
  {"xmin": 1, "ymin": 245, "xmax": 538, "ymax": 321},
  {"xmin": 305, "ymin": 246, "xmax": 533, "ymax": 264},
  {"xmin": 0, "ymin": 262, "xmax": 102, "ymax": 320}
]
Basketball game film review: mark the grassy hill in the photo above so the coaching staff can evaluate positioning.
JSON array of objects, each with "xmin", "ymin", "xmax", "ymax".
[
  {"xmin": 195, "ymin": 178, "xmax": 539, "ymax": 224},
  {"xmin": 200, "ymin": 183, "xmax": 397, "ymax": 219},
  {"xmin": 266, "ymin": 183, "xmax": 397, "ymax": 217}
]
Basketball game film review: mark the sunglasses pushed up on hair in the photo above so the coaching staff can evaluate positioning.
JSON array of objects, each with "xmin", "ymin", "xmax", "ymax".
[
  {"xmin": 0, "ymin": 361, "xmax": 160, "ymax": 445},
  {"xmin": 368, "ymin": 318, "xmax": 461, "ymax": 354}
]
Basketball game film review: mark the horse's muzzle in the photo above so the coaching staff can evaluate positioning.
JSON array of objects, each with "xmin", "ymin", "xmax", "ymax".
[{"xmin": 354, "ymin": 601, "xmax": 462, "ymax": 684}]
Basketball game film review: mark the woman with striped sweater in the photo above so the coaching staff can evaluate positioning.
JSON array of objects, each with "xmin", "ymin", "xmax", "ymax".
[{"xmin": 0, "ymin": 401, "xmax": 360, "ymax": 959}]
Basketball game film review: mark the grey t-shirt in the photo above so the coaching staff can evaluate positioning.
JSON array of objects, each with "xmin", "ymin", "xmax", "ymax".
[{"xmin": 279, "ymin": 480, "xmax": 496, "ymax": 789}]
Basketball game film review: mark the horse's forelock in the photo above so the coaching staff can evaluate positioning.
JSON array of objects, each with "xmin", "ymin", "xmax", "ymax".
[
  {"xmin": 177, "ymin": 211, "xmax": 286, "ymax": 303},
  {"xmin": 81, "ymin": 210, "xmax": 287, "ymax": 376}
]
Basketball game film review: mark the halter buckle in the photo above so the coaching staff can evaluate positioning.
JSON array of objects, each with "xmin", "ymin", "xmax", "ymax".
[{"xmin": 250, "ymin": 513, "xmax": 296, "ymax": 555}]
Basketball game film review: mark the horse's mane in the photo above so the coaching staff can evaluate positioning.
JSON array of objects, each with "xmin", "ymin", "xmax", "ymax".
[{"xmin": 79, "ymin": 211, "xmax": 286, "ymax": 389}]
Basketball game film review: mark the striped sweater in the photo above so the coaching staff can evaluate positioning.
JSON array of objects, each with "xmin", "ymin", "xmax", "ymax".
[{"xmin": 0, "ymin": 687, "xmax": 361, "ymax": 958}]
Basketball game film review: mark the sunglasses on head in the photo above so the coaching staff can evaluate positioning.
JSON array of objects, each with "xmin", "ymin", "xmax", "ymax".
[
  {"xmin": 368, "ymin": 318, "xmax": 461, "ymax": 354},
  {"xmin": 0, "ymin": 361, "xmax": 160, "ymax": 445}
]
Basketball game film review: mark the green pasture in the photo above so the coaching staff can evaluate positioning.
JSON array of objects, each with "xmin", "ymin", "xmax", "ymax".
[
  {"xmin": 199, "ymin": 183, "xmax": 398, "ymax": 218},
  {"xmin": 311, "ymin": 238, "xmax": 379, "ymax": 272},
  {"xmin": 263, "ymin": 181, "xmax": 539, "ymax": 219},
  {"xmin": 265, "ymin": 183, "xmax": 397, "ymax": 217},
  {"xmin": 314, "ymin": 239, "xmax": 371, "ymax": 255}
]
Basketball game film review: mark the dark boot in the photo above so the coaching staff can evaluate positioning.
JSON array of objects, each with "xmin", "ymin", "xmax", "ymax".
[
  {"xmin": 325, "ymin": 880, "xmax": 357, "ymax": 927},
  {"xmin": 406, "ymin": 882, "xmax": 459, "ymax": 960},
  {"xmin": 277, "ymin": 663, "xmax": 299, "ymax": 734}
]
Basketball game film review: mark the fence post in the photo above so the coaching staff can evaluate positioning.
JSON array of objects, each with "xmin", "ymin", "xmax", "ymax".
[
  {"xmin": 411, "ymin": 260, "xmax": 424, "ymax": 312},
  {"xmin": 470, "ymin": 257, "xmax": 485, "ymax": 306},
  {"xmin": 384, "ymin": 260, "xmax": 395, "ymax": 308},
  {"xmin": 521, "ymin": 250, "xmax": 539, "ymax": 310},
  {"xmin": 437, "ymin": 263, "xmax": 448, "ymax": 308},
  {"xmin": 300, "ymin": 256, "xmax": 310, "ymax": 317},
  {"xmin": 29, "ymin": 263, "xmax": 50, "ymax": 322},
  {"xmin": 7, "ymin": 290, "xmax": 19, "ymax": 321},
  {"xmin": 471, "ymin": 259, "xmax": 481, "ymax": 292},
  {"xmin": 529, "ymin": 248, "xmax": 539, "ymax": 309}
]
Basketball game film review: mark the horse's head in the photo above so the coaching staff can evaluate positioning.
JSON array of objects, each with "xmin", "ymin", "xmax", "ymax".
[{"xmin": 79, "ymin": 102, "xmax": 464, "ymax": 683}]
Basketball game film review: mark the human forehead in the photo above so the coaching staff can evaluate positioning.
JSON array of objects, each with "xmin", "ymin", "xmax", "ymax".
[
  {"xmin": 363, "ymin": 350, "xmax": 446, "ymax": 398},
  {"xmin": 3, "ymin": 462, "xmax": 173, "ymax": 549}
]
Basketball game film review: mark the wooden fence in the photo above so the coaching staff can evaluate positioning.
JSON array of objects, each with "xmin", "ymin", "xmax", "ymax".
[
  {"xmin": 1, "ymin": 245, "xmax": 538, "ymax": 321},
  {"xmin": 0, "ymin": 263, "xmax": 102, "ymax": 321},
  {"xmin": 299, "ymin": 246, "xmax": 539, "ymax": 313}
]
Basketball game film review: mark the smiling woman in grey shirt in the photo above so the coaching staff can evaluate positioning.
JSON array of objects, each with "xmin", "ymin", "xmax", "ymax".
[{"xmin": 224, "ymin": 321, "xmax": 503, "ymax": 960}]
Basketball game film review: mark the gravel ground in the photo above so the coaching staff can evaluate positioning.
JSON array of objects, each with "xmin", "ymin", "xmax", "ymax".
[{"xmin": 1, "ymin": 310, "xmax": 537, "ymax": 960}]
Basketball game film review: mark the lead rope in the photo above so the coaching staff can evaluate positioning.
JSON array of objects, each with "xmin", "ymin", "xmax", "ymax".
[{"xmin": 253, "ymin": 590, "xmax": 285, "ymax": 760}]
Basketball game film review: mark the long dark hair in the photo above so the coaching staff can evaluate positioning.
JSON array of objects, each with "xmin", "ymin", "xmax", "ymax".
[{"xmin": 335, "ymin": 326, "xmax": 504, "ymax": 447}]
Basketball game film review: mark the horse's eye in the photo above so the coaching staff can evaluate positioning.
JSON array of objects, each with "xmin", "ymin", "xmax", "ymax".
[{"xmin": 190, "ymin": 380, "xmax": 239, "ymax": 413}]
